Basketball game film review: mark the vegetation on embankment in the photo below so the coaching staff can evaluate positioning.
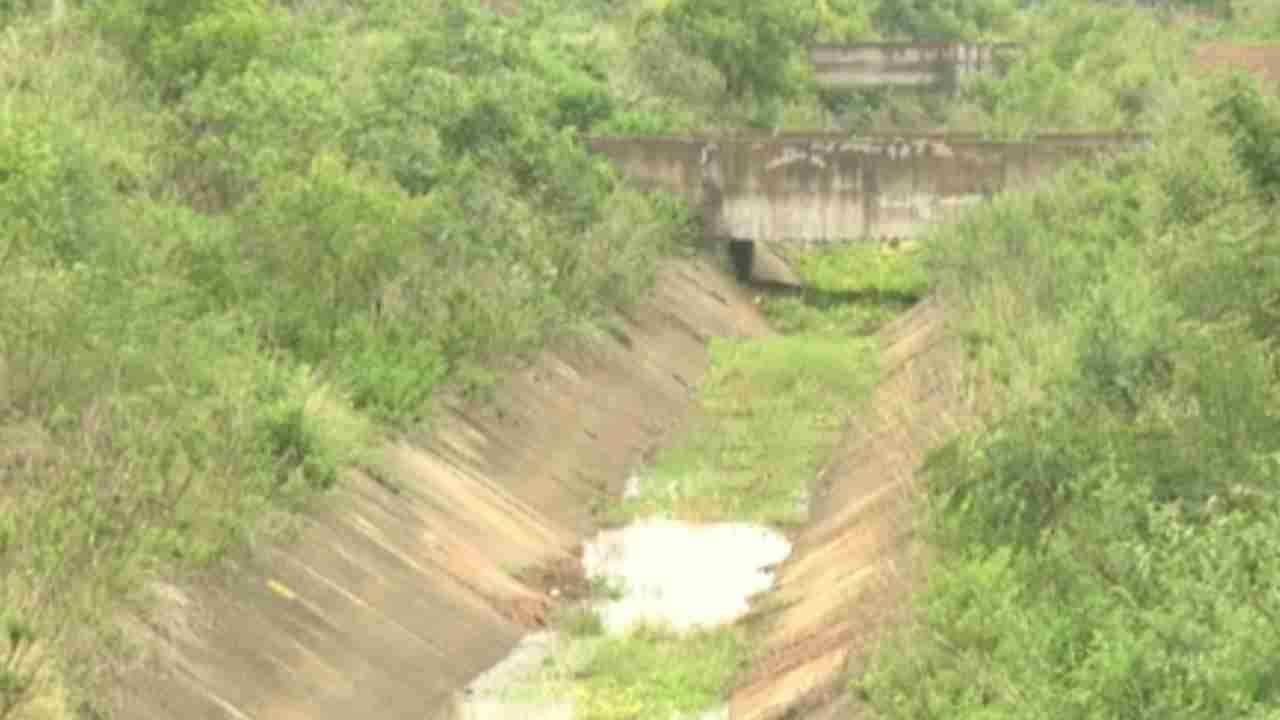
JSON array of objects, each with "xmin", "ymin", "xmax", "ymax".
[
  {"xmin": 857, "ymin": 20, "xmax": 1280, "ymax": 720},
  {"xmin": 0, "ymin": 0, "xmax": 837, "ymax": 715},
  {"xmin": 0, "ymin": 0, "xmax": 959, "ymax": 714}
]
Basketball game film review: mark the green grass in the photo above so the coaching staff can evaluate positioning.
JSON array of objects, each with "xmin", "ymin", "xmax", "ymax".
[
  {"xmin": 605, "ymin": 333, "xmax": 877, "ymax": 527},
  {"xmin": 603, "ymin": 244, "xmax": 928, "ymax": 526},
  {"xmin": 790, "ymin": 242, "xmax": 931, "ymax": 296},
  {"xmin": 554, "ymin": 607, "xmax": 608, "ymax": 639},
  {"xmin": 573, "ymin": 625, "xmax": 745, "ymax": 720},
  {"xmin": 495, "ymin": 624, "xmax": 743, "ymax": 720},
  {"xmin": 761, "ymin": 243, "xmax": 928, "ymax": 336}
]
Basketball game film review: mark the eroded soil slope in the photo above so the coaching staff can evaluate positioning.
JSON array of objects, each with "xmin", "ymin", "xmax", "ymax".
[
  {"xmin": 729, "ymin": 299, "xmax": 979, "ymax": 720},
  {"xmin": 111, "ymin": 259, "xmax": 771, "ymax": 720}
]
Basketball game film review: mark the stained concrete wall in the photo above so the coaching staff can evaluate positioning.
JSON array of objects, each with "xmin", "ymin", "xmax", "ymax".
[
  {"xmin": 589, "ymin": 133, "xmax": 1148, "ymax": 243},
  {"xmin": 809, "ymin": 42, "xmax": 1021, "ymax": 91}
]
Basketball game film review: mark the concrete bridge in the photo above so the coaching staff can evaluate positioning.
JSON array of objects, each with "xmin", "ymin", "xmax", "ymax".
[
  {"xmin": 809, "ymin": 42, "xmax": 1022, "ymax": 91},
  {"xmin": 588, "ymin": 132, "xmax": 1148, "ymax": 247}
]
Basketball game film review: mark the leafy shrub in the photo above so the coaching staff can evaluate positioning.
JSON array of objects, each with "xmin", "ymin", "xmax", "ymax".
[
  {"xmin": 172, "ymin": 49, "xmax": 348, "ymax": 209},
  {"xmin": 234, "ymin": 154, "xmax": 420, "ymax": 363},
  {"xmin": 1213, "ymin": 74, "xmax": 1280, "ymax": 198},
  {"xmin": 815, "ymin": 0, "xmax": 875, "ymax": 42},
  {"xmin": 655, "ymin": 0, "xmax": 818, "ymax": 103},
  {"xmin": 0, "ymin": 111, "xmax": 111, "ymax": 265},
  {"xmin": 862, "ymin": 64, "xmax": 1280, "ymax": 720},
  {"xmin": 95, "ymin": 0, "xmax": 280, "ymax": 95}
]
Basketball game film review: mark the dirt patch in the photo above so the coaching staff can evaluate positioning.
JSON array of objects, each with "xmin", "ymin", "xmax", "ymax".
[
  {"xmin": 727, "ymin": 299, "xmax": 981, "ymax": 720},
  {"xmin": 109, "ymin": 258, "xmax": 770, "ymax": 720},
  {"xmin": 514, "ymin": 549, "xmax": 594, "ymax": 609},
  {"xmin": 1193, "ymin": 44, "xmax": 1280, "ymax": 86}
]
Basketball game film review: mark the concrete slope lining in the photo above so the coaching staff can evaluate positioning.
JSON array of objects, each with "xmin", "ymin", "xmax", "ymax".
[
  {"xmin": 729, "ymin": 299, "xmax": 982, "ymax": 720},
  {"xmin": 110, "ymin": 259, "xmax": 772, "ymax": 720}
]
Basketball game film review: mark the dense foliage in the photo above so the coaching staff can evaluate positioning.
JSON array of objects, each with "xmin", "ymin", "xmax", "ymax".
[
  {"xmin": 655, "ymin": 0, "xmax": 818, "ymax": 105},
  {"xmin": 860, "ymin": 43, "xmax": 1280, "ymax": 720},
  {"xmin": 0, "ymin": 0, "xmax": 726, "ymax": 715}
]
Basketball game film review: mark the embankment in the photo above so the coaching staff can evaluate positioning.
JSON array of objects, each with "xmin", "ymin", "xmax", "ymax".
[
  {"xmin": 110, "ymin": 259, "xmax": 771, "ymax": 720},
  {"xmin": 729, "ymin": 299, "xmax": 979, "ymax": 720}
]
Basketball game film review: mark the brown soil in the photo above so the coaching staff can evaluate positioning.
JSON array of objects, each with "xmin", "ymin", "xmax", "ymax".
[
  {"xmin": 728, "ymin": 299, "xmax": 982, "ymax": 720},
  {"xmin": 1193, "ymin": 44, "xmax": 1280, "ymax": 85},
  {"xmin": 109, "ymin": 258, "xmax": 771, "ymax": 720}
]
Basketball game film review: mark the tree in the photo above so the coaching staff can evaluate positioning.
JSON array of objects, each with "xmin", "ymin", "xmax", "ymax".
[{"xmin": 656, "ymin": 0, "xmax": 818, "ymax": 102}]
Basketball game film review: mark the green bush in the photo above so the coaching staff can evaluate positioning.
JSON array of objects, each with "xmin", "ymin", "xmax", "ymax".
[
  {"xmin": 234, "ymin": 154, "xmax": 420, "ymax": 363},
  {"xmin": 1213, "ymin": 74, "xmax": 1280, "ymax": 198},
  {"xmin": 655, "ymin": 0, "xmax": 818, "ymax": 103},
  {"xmin": 95, "ymin": 0, "xmax": 281, "ymax": 95},
  {"xmin": 172, "ymin": 50, "xmax": 348, "ymax": 209},
  {"xmin": 861, "ymin": 65, "xmax": 1280, "ymax": 720},
  {"xmin": 0, "ymin": 111, "xmax": 111, "ymax": 265}
]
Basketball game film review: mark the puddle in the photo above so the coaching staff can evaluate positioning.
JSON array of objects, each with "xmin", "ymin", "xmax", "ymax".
[
  {"xmin": 455, "ymin": 519, "xmax": 790, "ymax": 719},
  {"xmin": 583, "ymin": 519, "xmax": 792, "ymax": 633}
]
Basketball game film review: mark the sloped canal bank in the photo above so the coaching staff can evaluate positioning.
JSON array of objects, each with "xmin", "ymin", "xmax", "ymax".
[{"xmin": 453, "ymin": 253, "xmax": 904, "ymax": 720}]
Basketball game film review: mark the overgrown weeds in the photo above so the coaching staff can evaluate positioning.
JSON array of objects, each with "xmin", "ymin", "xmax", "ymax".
[
  {"xmin": 606, "ymin": 333, "xmax": 877, "ymax": 527},
  {"xmin": 509, "ymin": 624, "xmax": 745, "ymax": 720},
  {"xmin": 858, "ymin": 47, "xmax": 1280, "ymax": 720},
  {"xmin": 761, "ymin": 243, "xmax": 929, "ymax": 335}
]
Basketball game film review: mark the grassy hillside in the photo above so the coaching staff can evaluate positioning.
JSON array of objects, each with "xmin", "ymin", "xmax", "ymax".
[{"xmin": 858, "ymin": 5, "xmax": 1280, "ymax": 717}]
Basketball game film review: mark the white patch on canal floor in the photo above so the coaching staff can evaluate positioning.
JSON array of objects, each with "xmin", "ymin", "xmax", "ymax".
[
  {"xmin": 582, "ymin": 520, "xmax": 792, "ymax": 633},
  {"xmin": 454, "ymin": 519, "xmax": 790, "ymax": 719}
]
